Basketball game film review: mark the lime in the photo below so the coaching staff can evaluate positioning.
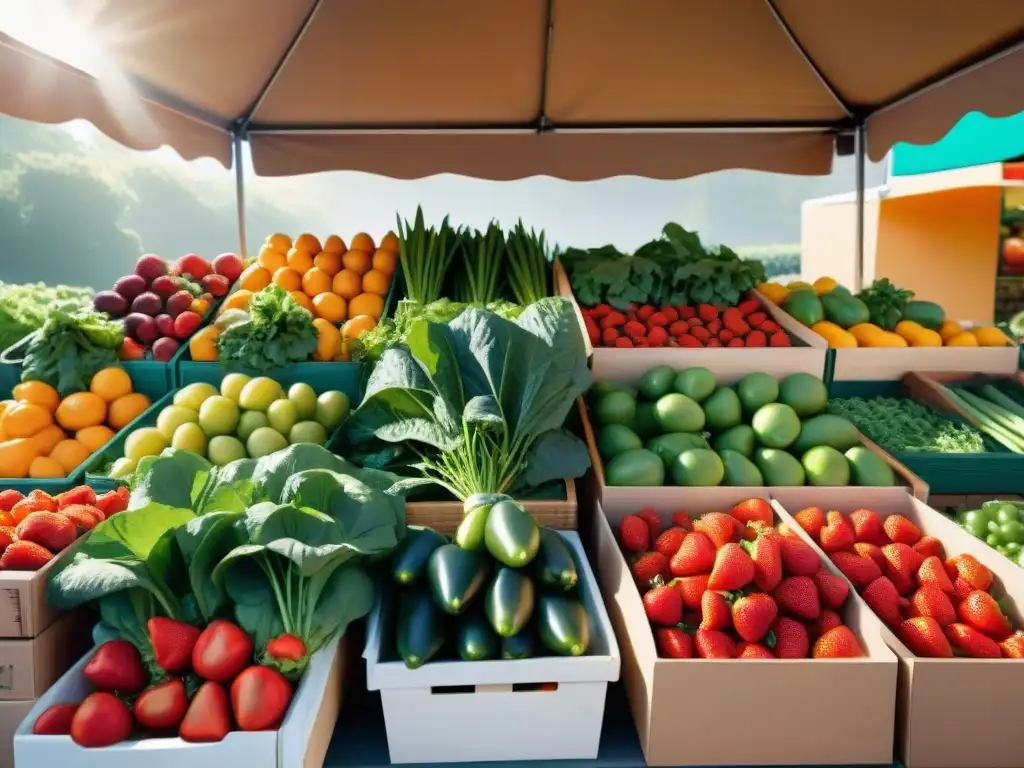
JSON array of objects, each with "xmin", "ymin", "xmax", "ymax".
[
  {"xmin": 220, "ymin": 373, "xmax": 252, "ymax": 403},
  {"xmin": 125, "ymin": 427, "xmax": 168, "ymax": 463},
  {"xmin": 236, "ymin": 411, "xmax": 269, "ymax": 442},
  {"xmin": 198, "ymin": 395, "xmax": 240, "ymax": 437},
  {"xmin": 173, "ymin": 382, "xmax": 218, "ymax": 411},
  {"xmin": 315, "ymin": 390, "xmax": 350, "ymax": 430},
  {"xmin": 267, "ymin": 399, "xmax": 298, "ymax": 435},
  {"xmin": 247, "ymin": 426, "xmax": 288, "ymax": 458},
  {"xmin": 171, "ymin": 422, "xmax": 208, "ymax": 456},
  {"xmin": 208, "ymin": 435, "xmax": 247, "ymax": 466},
  {"xmin": 156, "ymin": 405, "xmax": 199, "ymax": 440},
  {"xmin": 239, "ymin": 377, "xmax": 282, "ymax": 412},
  {"xmin": 287, "ymin": 383, "xmax": 318, "ymax": 420},
  {"xmin": 288, "ymin": 420, "xmax": 328, "ymax": 445}
]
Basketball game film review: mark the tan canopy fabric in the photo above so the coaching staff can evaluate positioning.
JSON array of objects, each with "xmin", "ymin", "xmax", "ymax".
[{"xmin": 1, "ymin": 0, "xmax": 1022, "ymax": 179}]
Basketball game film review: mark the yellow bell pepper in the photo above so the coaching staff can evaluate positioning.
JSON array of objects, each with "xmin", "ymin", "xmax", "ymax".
[
  {"xmin": 756, "ymin": 282, "xmax": 789, "ymax": 306},
  {"xmin": 970, "ymin": 326, "xmax": 1011, "ymax": 347},
  {"xmin": 811, "ymin": 321, "xmax": 857, "ymax": 348}
]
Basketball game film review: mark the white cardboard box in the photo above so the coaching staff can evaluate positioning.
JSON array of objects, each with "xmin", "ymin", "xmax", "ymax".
[
  {"xmin": 13, "ymin": 636, "xmax": 346, "ymax": 768},
  {"xmin": 363, "ymin": 531, "xmax": 620, "ymax": 764}
]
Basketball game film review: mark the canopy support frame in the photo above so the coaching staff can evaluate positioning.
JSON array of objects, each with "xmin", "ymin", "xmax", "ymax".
[
  {"xmin": 536, "ymin": 0, "xmax": 555, "ymax": 132},
  {"xmin": 233, "ymin": 132, "xmax": 248, "ymax": 259}
]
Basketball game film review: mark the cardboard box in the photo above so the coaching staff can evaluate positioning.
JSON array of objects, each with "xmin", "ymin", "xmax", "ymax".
[
  {"xmin": 772, "ymin": 487, "xmax": 1024, "ymax": 768},
  {"xmin": 0, "ymin": 702, "xmax": 33, "ymax": 768},
  {"xmin": 363, "ymin": 532, "xmax": 620, "ymax": 764},
  {"xmin": 0, "ymin": 540, "xmax": 80, "ymax": 639},
  {"xmin": 14, "ymin": 635, "xmax": 346, "ymax": 768},
  {"xmin": 553, "ymin": 258, "xmax": 828, "ymax": 381},
  {"xmin": 0, "ymin": 611, "xmax": 89, "ymax": 702},
  {"xmin": 593, "ymin": 491, "xmax": 898, "ymax": 766},
  {"xmin": 830, "ymin": 344, "xmax": 1018, "ymax": 382}
]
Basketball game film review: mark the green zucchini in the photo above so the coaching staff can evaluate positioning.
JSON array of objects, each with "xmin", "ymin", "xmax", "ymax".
[
  {"xmin": 501, "ymin": 624, "xmax": 537, "ymax": 659},
  {"xmin": 485, "ymin": 567, "xmax": 536, "ymax": 637},
  {"xmin": 396, "ymin": 589, "xmax": 445, "ymax": 669},
  {"xmin": 484, "ymin": 500, "xmax": 540, "ymax": 567},
  {"xmin": 457, "ymin": 613, "xmax": 499, "ymax": 661},
  {"xmin": 455, "ymin": 503, "xmax": 491, "ymax": 552},
  {"xmin": 427, "ymin": 544, "xmax": 489, "ymax": 614},
  {"xmin": 534, "ymin": 528, "xmax": 578, "ymax": 592},
  {"xmin": 902, "ymin": 300, "xmax": 945, "ymax": 330},
  {"xmin": 538, "ymin": 596, "xmax": 591, "ymax": 657},
  {"xmin": 391, "ymin": 527, "xmax": 447, "ymax": 585}
]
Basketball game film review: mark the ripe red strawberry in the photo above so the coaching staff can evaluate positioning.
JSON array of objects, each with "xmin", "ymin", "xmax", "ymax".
[
  {"xmin": 774, "ymin": 576, "xmax": 820, "ymax": 620},
  {"xmin": 654, "ymin": 627, "xmax": 693, "ymax": 658},
  {"xmin": 853, "ymin": 542, "xmax": 886, "ymax": 571},
  {"xmin": 56, "ymin": 485, "xmax": 96, "ymax": 509},
  {"xmin": 908, "ymin": 586, "xmax": 956, "ymax": 627},
  {"xmin": 70, "ymin": 692, "xmax": 133, "ymax": 748},
  {"xmin": 732, "ymin": 593, "xmax": 777, "ymax": 642},
  {"xmin": 699, "ymin": 590, "xmax": 732, "ymax": 631},
  {"xmin": 674, "ymin": 573, "xmax": 710, "ymax": 610},
  {"xmin": 643, "ymin": 585, "xmax": 683, "ymax": 627},
  {"xmin": 148, "ymin": 617, "xmax": 202, "ymax": 673},
  {"xmin": 958, "ymin": 590, "xmax": 1012, "ymax": 640},
  {"xmin": 231, "ymin": 665, "xmax": 293, "ymax": 731},
  {"xmin": 831, "ymin": 550, "xmax": 882, "ymax": 587},
  {"xmin": 917, "ymin": 555, "xmax": 954, "ymax": 594},
  {"xmin": 945, "ymin": 623, "xmax": 1001, "ymax": 658},
  {"xmin": 736, "ymin": 642, "xmax": 775, "ymax": 659},
  {"xmin": 819, "ymin": 511, "xmax": 855, "ymax": 553},
  {"xmin": 812, "ymin": 570, "xmax": 849, "ymax": 609},
  {"xmin": 618, "ymin": 515, "xmax": 650, "ymax": 553},
  {"xmin": 694, "ymin": 629, "xmax": 735, "ymax": 659},
  {"xmin": 32, "ymin": 703, "xmax": 77, "ymax": 735},
  {"xmin": 793, "ymin": 506, "xmax": 825, "ymax": 541},
  {"xmin": 0, "ymin": 489, "xmax": 24, "ymax": 512},
  {"xmin": 631, "ymin": 551, "xmax": 668, "ymax": 584},
  {"xmin": 265, "ymin": 633, "xmax": 306, "ymax": 663},
  {"xmin": 15, "ymin": 511, "xmax": 76, "ymax": 553},
  {"xmin": 694, "ymin": 512, "xmax": 739, "ymax": 549},
  {"xmin": 0, "ymin": 525, "xmax": 14, "ymax": 552},
  {"xmin": 945, "ymin": 554, "xmax": 992, "ymax": 592},
  {"xmin": 708, "ymin": 542, "xmax": 755, "ymax": 590},
  {"xmin": 849, "ymin": 508, "xmax": 883, "ymax": 544},
  {"xmin": 669, "ymin": 531, "xmax": 716, "ymax": 576},
  {"xmin": 671, "ymin": 511, "xmax": 693, "ymax": 531},
  {"xmin": 901, "ymin": 617, "xmax": 953, "ymax": 657},
  {"xmin": 882, "ymin": 543, "xmax": 923, "ymax": 594},
  {"xmin": 861, "ymin": 576, "xmax": 903, "ymax": 627},
  {"xmin": 742, "ymin": 534, "xmax": 782, "ymax": 592},
  {"xmin": 813, "ymin": 625, "xmax": 863, "ymax": 658},
  {"xmin": 999, "ymin": 633, "xmax": 1024, "ymax": 658},
  {"xmin": 778, "ymin": 536, "xmax": 820, "ymax": 576},
  {"xmin": 772, "ymin": 616, "xmax": 810, "ymax": 659},
  {"xmin": 133, "ymin": 678, "xmax": 189, "ymax": 729},
  {"xmin": 94, "ymin": 488, "xmax": 129, "ymax": 517},
  {"xmin": 730, "ymin": 498, "xmax": 773, "ymax": 529},
  {"xmin": 0, "ymin": 540, "xmax": 53, "ymax": 570},
  {"xmin": 83, "ymin": 639, "xmax": 146, "ymax": 693},
  {"xmin": 811, "ymin": 609, "xmax": 843, "ymax": 638},
  {"xmin": 636, "ymin": 507, "xmax": 663, "ymax": 540},
  {"xmin": 179, "ymin": 681, "xmax": 231, "ymax": 742},
  {"xmin": 913, "ymin": 536, "xmax": 945, "ymax": 561},
  {"xmin": 59, "ymin": 505, "xmax": 99, "ymax": 533},
  {"xmin": 654, "ymin": 527, "xmax": 687, "ymax": 558},
  {"xmin": 883, "ymin": 514, "xmax": 921, "ymax": 546},
  {"xmin": 192, "ymin": 620, "xmax": 254, "ymax": 682}
]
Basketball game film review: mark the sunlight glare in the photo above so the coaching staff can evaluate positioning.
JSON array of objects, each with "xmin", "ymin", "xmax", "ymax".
[{"xmin": 0, "ymin": 0, "xmax": 103, "ymax": 76}]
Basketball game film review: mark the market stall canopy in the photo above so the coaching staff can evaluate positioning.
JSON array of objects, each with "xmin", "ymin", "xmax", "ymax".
[
  {"xmin": 1, "ymin": 0, "xmax": 1022, "ymax": 180},
  {"xmin": 892, "ymin": 111, "xmax": 1024, "ymax": 176}
]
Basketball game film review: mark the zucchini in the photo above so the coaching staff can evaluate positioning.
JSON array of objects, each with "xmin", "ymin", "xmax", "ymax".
[
  {"xmin": 391, "ymin": 527, "xmax": 447, "ymax": 585},
  {"xmin": 534, "ymin": 528, "xmax": 578, "ymax": 592},
  {"xmin": 484, "ymin": 500, "xmax": 540, "ymax": 567},
  {"xmin": 427, "ymin": 544, "xmax": 489, "ymax": 614},
  {"xmin": 455, "ymin": 503, "xmax": 491, "ymax": 552},
  {"xmin": 501, "ymin": 624, "xmax": 537, "ymax": 659},
  {"xmin": 396, "ymin": 588, "xmax": 445, "ymax": 669},
  {"xmin": 902, "ymin": 300, "xmax": 945, "ymax": 331},
  {"xmin": 485, "ymin": 567, "xmax": 536, "ymax": 637},
  {"xmin": 463, "ymin": 492, "xmax": 511, "ymax": 516},
  {"xmin": 457, "ymin": 613, "xmax": 499, "ymax": 661},
  {"xmin": 538, "ymin": 596, "xmax": 591, "ymax": 657}
]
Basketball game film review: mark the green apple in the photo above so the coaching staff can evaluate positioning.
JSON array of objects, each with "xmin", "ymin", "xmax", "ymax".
[
  {"xmin": 208, "ymin": 435, "xmax": 247, "ymax": 466},
  {"xmin": 288, "ymin": 420, "xmax": 328, "ymax": 445},
  {"xmin": 315, "ymin": 390, "xmax": 350, "ymax": 430},
  {"xmin": 156, "ymin": 405, "xmax": 199, "ymax": 440},
  {"xmin": 287, "ymin": 383, "xmax": 318, "ymax": 420},
  {"xmin": 247, "ymin": 426, "xmax": 288, "ymax": 458},
  {"xmin": 173, "ymin": 382, "xmax": 218, "ymax": 411},
  {"xmin": 239, "ymin": 377, "xmax": 282, "ymax": 412},
  {"xmin": 220, "ymin": 372, "xmax": 252, "ymax": 403},
  {"xmin": 267, "ymin": 399, "xmax": 298, "ymax": 436},
  {"xmin": 171, "ymin": 422, "xmax": 207, "ymax": 455},
  {"xmin": 198, "ymin": 395, "xmax": 240, "ymax": 437},
  {"xmin": 236, "ymin": 410, "xmax": 269, "ymax": 442},
  {"xmin": 125, "ymin": 427, "xmax": 168, "ymax": 463},
  {"xmin": 108, "ymin": 457, "xmax": 137, "ymax": 479}
]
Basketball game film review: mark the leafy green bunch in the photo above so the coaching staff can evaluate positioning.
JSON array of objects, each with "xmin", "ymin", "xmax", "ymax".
[
  {"xmin": 217, "ymin": 284, "xmax": 317, "ymax": 373},
  {"xmin": 857, "ymin": 278, "xmax": 914, "ymax": 330},
  {"xmin": 0, "ymin": 281, "xmax": 93, "ymax": 351},
  {"xmin": 19, "ymin": 307, "xmax": 123, "ymax": 396}
]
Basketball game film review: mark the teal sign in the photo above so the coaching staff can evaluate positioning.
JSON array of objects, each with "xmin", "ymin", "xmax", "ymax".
[{"xmin": 891, "ymin": 111, "xmax": 1024, "ymax": 176}]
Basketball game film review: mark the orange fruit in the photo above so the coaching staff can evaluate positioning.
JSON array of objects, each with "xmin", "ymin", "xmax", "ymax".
[
  {"xmin": 220, "ymin": 289, "xmax": 253, "ymax": 313},
  {"xmin": 108, "ymin": 393, "xmax": 151, "ymax": 430},
  {"xmin": 56, "ymin": 392, "xmax": 107, "ymax": 431},
  {"xmin": 313, "ymin": 250, "xmax": 342, "ymax": 276},
  {"xmin": 342, "ymin": 315, "xmax": 377, "ymax": 340},
  {"xmin": 12, "ymin": 381, "xmax": 60, "ymax": 412},
  {"xmin": 332, "ymin": 269, "xmax": 362, "ymax": 300},
  {"xmin": 272, "ymin": 267, "xmax": 303, "ymax": 292},
  {"xmin": 287, "ymin": 247, "xmax": 315, "ymax": 274},
  {"xmin": 322, "ymin": 235, "xmax": 346, "ymax": 254},
  {"xmin": 379, "ymin": 231, "xmax": 399, "ymax": 252},
  {"xmin": 372, "ymin": 249, "xmax": 397, "ymax": 276},
  {"xmin": 49, "ymin": 439, "xmax": 90, "ymax": 473},
  {"xmin": 294, "ymin": 234, "xmax": 322, "ymax": 254},
  {"xmin": 90, "ymin": 367, "xmax": 133, "ymax": 402},
  {"xmin": 302, "ymin": 268, "xmax": 333, "ymax": 297},
  {"xmin": 2, "ymin": 402, "xmax": 53, "ymax": 438},
  {"xmin": 258, "ymin": 245, "xmax": 288, "ymax": 273},
  {"xmin": 362, "ymin": 269, "xmax": 391, "ymax": 297},
  {"xmin": 266, "ymin": 233, "xmax": 292, "ymax": 253},
  {"xmin": 239, "ymin": 264, "xmax": 271, "ymax": 292},
  {"xmin": 31, "ymin": 424, "xmax": 67, "ymax": 455},
  {"xmin": 290, "ymin": 290, "xmax": 314, "ymax": 312},
  {"xmin": 29, "ymin": 456, "xmax": 65, "ymax": 479},
  {"xmin": 350, "ymin": 233, "xmax": 376, "ymax": 253},
  {"xmin": 349, "ymin": 293, "xmax": 385, "ymax": 320},
  {"xmin": 342, "ymin": 250, "xmax": 372, "ymax": 276},
  {"xmin": 77, "ymin": 425, "xmax": 115, "ymax": 452},
  {"xmin": 312, "ymin": 293, "xmax": 346, "ymax": 324},
  {"xmin": 0, "ymin": 439, "xmax": 38, "ymax": 479},
  {"xmin": 189, "ymin": 326, "xmax": 220, "ymax": 362}
]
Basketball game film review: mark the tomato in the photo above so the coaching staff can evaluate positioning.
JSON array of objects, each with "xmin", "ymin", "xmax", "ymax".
[
  {"xmin": 1003, "ymin": 237, "xmax": 1024, "ymax": 267},
  {"xmin": 230, "ymin": 666, "xmax": 293, "ymax": 731}
]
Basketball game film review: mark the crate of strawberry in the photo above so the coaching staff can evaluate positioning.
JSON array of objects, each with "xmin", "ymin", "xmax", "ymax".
[
  {"xmin": 592, "ymin": 491, "xmax": 896, "ymax": 766},
  {"xmin": 775, "ymin": 486, "xmax": 1024, "ymax": 768}
]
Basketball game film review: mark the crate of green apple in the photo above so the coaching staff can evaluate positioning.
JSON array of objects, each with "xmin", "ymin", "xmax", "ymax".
[{"xmin": 94, "ymin": 252, "xmax": 243, "ymax": 362}]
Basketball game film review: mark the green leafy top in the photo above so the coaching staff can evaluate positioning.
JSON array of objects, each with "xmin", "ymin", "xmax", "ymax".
[
  {"xmin": 19, "ymin": 307, "xmax": 123, "ymax": 396},
  {"xmin": 216, "ymin": 284, "xmax": 318, "ymax": 373}
]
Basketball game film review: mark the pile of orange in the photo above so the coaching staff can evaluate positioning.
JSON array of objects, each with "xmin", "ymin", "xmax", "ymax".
[{"xmin": 0, "ymin": 368, "xmax": 151, "ymax": 479}]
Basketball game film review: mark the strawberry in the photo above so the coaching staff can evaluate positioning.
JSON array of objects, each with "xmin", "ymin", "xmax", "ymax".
[
  {"xmin": 778, "ymin": 537, "xmax": 820, "ymax": 576},
  {"xmin": 654, "ymin": 527, "xmax": 687, "ymax": 558},
  {"xmin": 772, "ymin": 616, "xmax": 810, "ymax": 659},
  {"xmin": 913, "ymin": 535, "xmax": 945, "ymax": 561},
  {"xmin": 945, "ymin": 623, "xmax": 1001, "ymax": 658},
  {"xmin": 636, "ymin": 507, "xmax": 663, "ymax": 540},
  {"xmin": 742, "ymin": 534, "xmax": 782, "ymax": 592},
  {"xmin": 811, "ymin": 609, "xmax": 843, "ymax": 639},
  {"xmin": 0, "ymin": 526, "xmax": 14, "ymax": 552},
  {"xmin": 694, "ymin": 629, "xmax": 735, "ymax": 659},
  {"xmin": 917, "ymin": 555, "xmax": 954, "ymax": 594},
  {"xmin": 730, "ymin": 498, "xmax": 773, "ymax": 529},
  {"xmin": 148, "ymin": 617, "xmax": 202, "ymax": 673},
  {"xmin": 32, "ymin": 703, "xmax": 77, "ymax": 735},
  {"xmin": 958, "ymin": 590, "xmax": 1012, "ymax": 640},
  {"xmin": 908, "ymin": 586, "xmax": 956, "ymax": 627},
  {"xmin": 674, "ymin": 573, "xmax": 711, "ymax": 610},
  {"xmin": 56, "ymin": 485, "xmax": 96, "ymax": 509},
  {"xmin": 133, "ymin": 678, "xmax": 189, "ymax": 729},
  {"xmin": 669, "ymin": 531, "xmax": 716, "ymax": 576},
  {"xmin": 819, "ymin": 511, "xmax": 855, "ymax": 553},
  {"xmin": 812, "ymin": 570, "xmax": 849, "ymax": 609},
  {"xmin": 231, "ymin": 665, "xmax": 293, "ymax": 731},
  {"xmin": 192, "ymin": 620, "xmax": 254, "ymax": 682},
  {"xmin": 671, "ymin": 511, "xmax": 693, "ymax": 531},
  {"xmin": 736, "ymin": 642, "xmax": 775, "ymax": 659},
  {"xmin": 732, "ymin": 593, "xmax": 777, "ymax": 643},
  {"xmin": 699, "ymin": 590, "xmax": 732, "ymax": 631},
  {"xmin": 179, "ymin": 681, "xmax": 231, "ymax": 742},
  {"xmin": 0, "ymin": 540, "xmax": 53, "ymax": 570},
  {"xmin": 643, "ymin": 585, "xmax": 683, "ymax": 627},
  {"xmin": 883, "ymin": 514, "xmax": 921, "ymax": 546},
  {"xmin": 774, "ymin": 576, "xmax": 820, "ymax": 620},
  {"xmin": 631, "ymin": 551, "xmax": 668, "ymax": 585},
  {"xmin": 0, "ymin": 489, "xmax": 23, "ymax": 512},
  {"xmin": 70, "ymin": 692, "xmax": 133, "ymax": 747},
  {"xmin": 694, "ymin": 512, "xmax": 739, "ymax": 549},
  {"xmin": 853, "ymin": 542, "xmax": 886, "ymax": 571},
  {"xmin": 95, "ymin": 487, "xmax": 129, "ymax": 517},
  {"xmin": 84, "ymin": 639, "xmax": 147, "ymax": 693},
  {"xmin": 266, "ymin": 634, "xmax": 306, "ymax": 663},
  {"xmin": 618, "ymin": 516, "xmax": 650, "ymax": 553},
  {"xmin": 849, "ymin": 508, "xmax": 883, "ymax": 544},
  {"xmin": 861, "ymin": 576, "xmax": 903, "ymax": 627},
  {"xmin": 15, "ymin": 511, "xmax": 76, "ymax": 553},
  {"xmin": 999, "ymin": 633, "xmax": 1024, "ymax": 658},
  {"xmin": 831, "ymin": 550, "xmax": 882, "ymax": 588},
  {"xmin": 654, "ymin": 627, "xmax": 694, "ymax": 658},
  {"xmin": 59, "ymin": 505, "xmax": 100, "ymax": 533},
  {"xmin": 882, "ymin": 543, "xmax": 923, "ymax": 594},
  {"xmin": 901, "ymin": 616, "xmax": 953, "ymax": 657},
  {"xmin": 813, "ymin": 625, "xmax": 863, "ymax": 658},
  {"xmin": 945, "ymin": 554, "xmax": 992, "ymax": 592},
  {"xmin": 708, "ymin": 542, "xmax": 755, "ymax": 590},
  {"xmin": 793, "ymin": 506, "xmax": 825, "ymax": 541}
]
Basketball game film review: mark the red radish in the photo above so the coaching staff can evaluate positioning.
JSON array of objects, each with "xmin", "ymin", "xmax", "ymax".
[
  {"xmin": 71, "ymin": 692, "xmax": 133, "ymax": 747},
  {"xmin": 230, "ymin": 665, "xmax": 293, "ymax": 731},
  {"xmin": 152, "ymin": 337, "xmax": 180, "ymax": 361},
  {"xmin": 83, "ymin": 640, "xmax": 146, "ymax": 693},
  {"xmin": 113, "ymin": 274, "xmax": 147, "ymax": 301},
  {"xmin": 266, "ymin": 633, "xmax": 306, "ymax": 662},
  {"xmin": 32, "ymin": 703, "xmax": 78, "ymax": 735},
  {"xmin": 179, "ymin": 682, "xmax": 231, "ymax": 742},
  {"xmin": 166, "ymin": 290, "xmax": 195, "ymax": 318},
  {"xmin": 135, "ymin": 254, "xmax": 169, "ymax": 282},
  {"xmin": 192, "ymin": 619, "xmax": 254, "ymax": 682},
  {"xmin": 133, "ymin": 678, "xmax": 189, "ymax": 729},
  {"xmin": 130, "ymin": 292, "xmax": 163, "ymax": 317},
  {"xmin": 151, "ymin": 275, "xmax": 180, "ymax": 298},
  {"xmin": 155, "ymin": 313, "xmax": 175, "ymax": 337}
]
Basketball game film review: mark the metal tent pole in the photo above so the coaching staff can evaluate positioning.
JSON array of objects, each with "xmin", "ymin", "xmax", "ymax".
[
  {"xmin": 233, "ymin": 133, "xmax": 248, "ymax": 258},
  {"xmin": 854, "ymin": 124, "xmax": 866, "ymax": 291}
]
